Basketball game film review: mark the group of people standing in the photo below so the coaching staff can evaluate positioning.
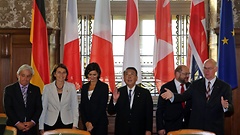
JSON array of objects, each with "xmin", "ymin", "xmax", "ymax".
[{"xmin": 3, "ymin": 58, "xmax": 233, "ymax": 135}]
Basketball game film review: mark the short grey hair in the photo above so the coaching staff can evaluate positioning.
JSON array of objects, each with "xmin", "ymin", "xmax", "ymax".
[{"xmin": 17, "ymin": 64, "xmax": 34, "ymax": 75}]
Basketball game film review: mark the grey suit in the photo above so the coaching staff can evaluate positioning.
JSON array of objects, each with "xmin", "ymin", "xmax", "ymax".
[{"xmin": 39, "ymin": 81, "xmax": 79, "ymax": 130}]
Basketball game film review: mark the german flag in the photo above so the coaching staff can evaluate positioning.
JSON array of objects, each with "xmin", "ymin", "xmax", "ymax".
[{"xmin": 30, "ymin": 0, "xmax": 50, "ymax": 92}]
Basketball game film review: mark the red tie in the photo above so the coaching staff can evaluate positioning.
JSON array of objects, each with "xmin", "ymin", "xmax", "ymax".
[{"xmin": 180, "ymin": 84, "xmax": 185, "ymax": 108}]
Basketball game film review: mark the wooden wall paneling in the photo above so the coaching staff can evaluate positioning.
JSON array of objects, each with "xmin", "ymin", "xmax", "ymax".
[
  {"xmin": 11, "ymin": 33, "xmax": 32, "ymax": 83},
  {"xmin": 0, "ymin": 34, "xmax": 12, "ymax": 113},
  {"xmin": 0, "ymin": 28, "xmax": 60, "ymax": 113},
  {"xmin": 215, "ymin": 28, "xmax": 240, "ymax": 135},
  {"xmin": 231, "ymin": 28, "xmax": 240, "ymax": 135}
]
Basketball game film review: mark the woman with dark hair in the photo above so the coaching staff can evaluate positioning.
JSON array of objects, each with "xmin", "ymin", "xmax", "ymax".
[
  {"xmin": 39, "ymin": 63, "xmax": 79, "ymax": 135},
  {"xmin": 80, "ymin": 62, "xmax": 109, "ymax": 135}
]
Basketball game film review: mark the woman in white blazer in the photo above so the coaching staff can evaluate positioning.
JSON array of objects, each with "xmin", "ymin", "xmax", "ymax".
[{"xmin": 39, "ymin": 64, "xmax": 79, "ymax": 134}]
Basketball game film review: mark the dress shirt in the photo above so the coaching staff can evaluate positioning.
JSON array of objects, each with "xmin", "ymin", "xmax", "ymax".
[
  {"xmin": 128, "ymin": 85, "xmax": 136, "ymax": 109},
  {"xmin": 174, "ymin": 79, "xmax": 186, "ymax": 94}
]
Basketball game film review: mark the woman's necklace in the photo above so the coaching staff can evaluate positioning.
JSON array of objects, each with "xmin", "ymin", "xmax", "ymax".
[{"xmin": 55, "ymin": 82, "xmax": 64, "ymax": 90}]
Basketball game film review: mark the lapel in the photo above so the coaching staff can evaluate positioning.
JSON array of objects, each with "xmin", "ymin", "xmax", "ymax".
[
  {"xmin": 15, "ymin": 83, "xmax": 25, "ymax": 107},
  {"xmin": 61, "ymin": 81, "xmax": 70, "ymax": 103},
  {"xmin": 132, "ymin": 85, "xmax": 141, "ymax": 109},
  {"xmin": 199, "ymin": 78, "xmax": 207, "ymax": 95},
  {"xmin": 208, "ymin": 78, "xmax": 221, "ymax": 102},
  {"xmin": 186, "ymin": 82, "xmax": 191, "ymax": 88},
  {"xmin": 170, "ymin": 80, "xmax": 178, "ymax": 93},
  {"xmin": 26, "ymin": 84, "xmax": 33, "ymax": 107},
  {"xmin": 50, "ymin": 82, "xmax": 61, "ymax": 108},
  {"xmin": 84, "ymin": 81, "xmax": 99, "ymax": 101},
  {"xmin": 83, "ymin": 82, "xmax": 90, "ymax": 101},
  {"xmin": 120, "ymin": 86, "xmax": 130, "ymax": 107},
  {"xmin": 89, "ymin": 81, "xmax": 99, "ymax": 101}
]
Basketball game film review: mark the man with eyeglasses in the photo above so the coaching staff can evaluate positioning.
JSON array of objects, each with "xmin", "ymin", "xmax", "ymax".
[
  {"xmin": 161, "ymin": 58, "xmax": 233, "ymax": 135},
  {"xmin": 156, "ymin": 65, "xmax": 191, "ymax": 135}
]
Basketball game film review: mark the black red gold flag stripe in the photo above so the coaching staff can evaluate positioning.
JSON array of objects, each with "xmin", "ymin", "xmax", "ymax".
[{"xmin": 30, "ymin": 0, "xmax": 50, "ymax": 92}]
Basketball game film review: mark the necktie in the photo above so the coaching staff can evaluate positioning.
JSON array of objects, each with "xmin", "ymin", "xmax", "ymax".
[
  {"xmin": 128, "ymin": 90, "xmax": 132, "ymax": 102},
  {"xmin": 206, "ymin": 81, "xmax": 211, "ymax": 101},
  {"xmin": 21, "ymin": 86, "xmax": 27, "ymax": 106},
  {"xmin": 180, "ymin": 84, "xmax": 185, "ymax": 108}
]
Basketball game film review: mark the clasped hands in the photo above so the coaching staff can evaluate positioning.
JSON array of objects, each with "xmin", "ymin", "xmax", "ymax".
[{"xmin": 16, "ymin": 121, "xmax": 34, "ymax": 132}]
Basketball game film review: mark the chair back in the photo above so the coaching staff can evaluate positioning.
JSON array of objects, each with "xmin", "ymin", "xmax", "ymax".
[
  {"xmin": 0, "ymin": 113, "xmax": 7, "ymax": 124},
  {"xmin": 167, "ymin": 129, "xmax": 216, "ymax": 135},
  {"xmin": 4, "ymin": 126, "xmax": 17, "ymax": 135},
  {"xmin": 43, "ymin": 128, "xmax": 90, "ymax": 135}
]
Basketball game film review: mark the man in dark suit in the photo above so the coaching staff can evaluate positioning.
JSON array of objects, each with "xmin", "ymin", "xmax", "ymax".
[
  {"xmin": 156, "ymin": 65, "xmax": 191, "ymax": 135},
  {"xmin": 161, "ymin": 59, "xmax": 233, "ymax": 135},
  {"xmin": 108, "ymin": 67, "xmax": 153, "ymax": 135},
  {"xmin": 4, "ymin": 64, "xmax": 42, "ymax": 135}
]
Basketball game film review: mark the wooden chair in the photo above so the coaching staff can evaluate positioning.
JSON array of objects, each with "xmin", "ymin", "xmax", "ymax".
[
  {"xmin": 4, "ymin": 126, "xmax": 17, "ymax": 135},
  {"xmin": 0, "ymin": 113, "xmax": 7, "ymax": 124},
  {"xmin": 167, "ymin": 129, "xmax": 216, "ymax": 135},
  {"xmin": 43, "ymin": 128, "xmax": 90, "ymax": 135}
]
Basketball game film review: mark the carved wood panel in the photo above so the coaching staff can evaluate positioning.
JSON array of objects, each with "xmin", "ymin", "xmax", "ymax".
[{"xmin": 0, "ymin": 28, "xmax": 60, "ymax": 113}]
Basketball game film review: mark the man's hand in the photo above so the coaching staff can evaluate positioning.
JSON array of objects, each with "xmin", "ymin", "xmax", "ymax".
[
  {"xmin": 23, "ymin": 121, "xmax": 35, "ymax": 131},
  {"xmin": 16, "ymin": 122, "xmax": 26, "ymax": 131},
  {"xmin": 221, "ymin": 96, "xmax": 229, "ymax": 109},
  {"xmin": 145, "ymin": 130, "xmax": 151, "ymax": 135},
  {"xmin": 113, "ymin": 87, "xmax": 120, "ymax": 103},
  {"xmin": 40, "ymin": 130, "xmax": 44, "ymax": 135},
  {"xmin": 161, "ymin": 88, "xmax": 173, "ymax": 100},
  {"xmin": 158, "ymin": 129, "xmax": 166, "ymax": 135},
  {"xmin": 85, "ymin": 122, "xmax": 93, "ymax": 132}
]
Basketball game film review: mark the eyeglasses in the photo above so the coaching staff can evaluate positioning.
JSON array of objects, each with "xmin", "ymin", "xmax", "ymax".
[
  {"xmin": 203, "ymin": 67, "xmax": 214, "ymax": 70},
  {"xmin": 181, "ymin": 72, "xmax": 191, "ymax": 76}
]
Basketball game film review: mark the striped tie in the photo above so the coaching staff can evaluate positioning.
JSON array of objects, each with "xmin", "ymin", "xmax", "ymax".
[
  {"xmin": 21, "ymin": 86, "xmax": 27, "ymax": 107},
  {"xmin": 206, "ymin": 82, "xmax": 211, "ymax": 101}
]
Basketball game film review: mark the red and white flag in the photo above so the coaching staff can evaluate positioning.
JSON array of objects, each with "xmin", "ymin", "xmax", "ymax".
[
  {"xmin": 153, "ymin": 0, "xmax": 174, "ymax": 92},
  {"xmin": 63, "ymin": 0, "xmax": 82, "ymax": 90},
  {"xmin": 90, "ymin": 0, "xmax": 115, "ymax": 92},
  {"xmin": 187, "ymin": 0, "xmax": 208, "ymax": 81},
  {"xmin": 123, "ymin": 0, "xmax": 142, "ymax": 85}
]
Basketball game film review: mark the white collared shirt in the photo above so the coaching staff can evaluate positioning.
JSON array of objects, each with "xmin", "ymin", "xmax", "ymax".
[
  {"xmin": 174, "ymin": 79, "xmax": 186, "ymax": 94},
  {"xmin": 128, "ymin": 85, "xmax": 136, "ymax": 109}
]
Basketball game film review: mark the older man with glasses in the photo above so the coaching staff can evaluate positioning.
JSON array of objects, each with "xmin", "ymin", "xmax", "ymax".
[{"xmin": 161, "ymin": 58, "xmax": 233, "ymax": 135}]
